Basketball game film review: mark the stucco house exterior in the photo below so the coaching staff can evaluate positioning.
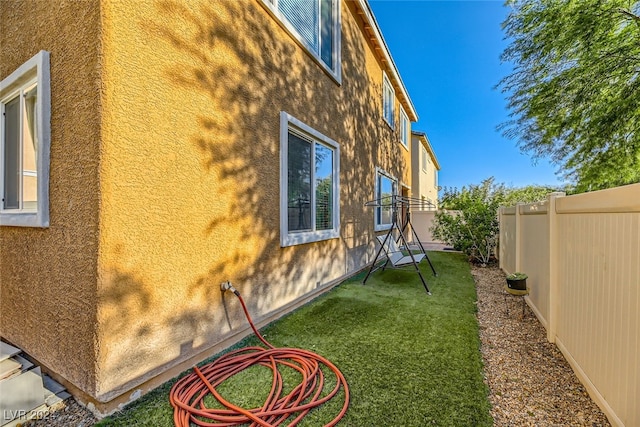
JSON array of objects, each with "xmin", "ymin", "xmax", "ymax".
[
  {"xmin": 408, "ymin": 130, "xmax": 441, "ymax": 245},
  {"xmin": 411, "ymin": 130, "xmax": 440, "ymax": 209},
  {"xmin": 1, "ymin": 0, "xmax": 419, "ymax": 414}
]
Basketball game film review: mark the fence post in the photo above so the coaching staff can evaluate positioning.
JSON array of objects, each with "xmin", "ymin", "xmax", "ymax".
[
  {"xmin": 547, "ymin": 192, "xmax": 565, "ymax": 343},
  {"xmin": 498, "ymin": 207, "xmax": 503, "ymax": 270},
  {"xmin": 515, "ymin": 203, "xmax": 523, "ymax": 273}
]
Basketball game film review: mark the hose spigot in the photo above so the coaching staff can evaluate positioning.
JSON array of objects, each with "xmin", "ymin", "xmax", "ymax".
[{"xmin": 220, "ymin": 281, "xmax": 239, "ymax": 295}]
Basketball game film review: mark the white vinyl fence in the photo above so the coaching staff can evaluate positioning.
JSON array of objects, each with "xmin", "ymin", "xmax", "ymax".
[{"xmin": 499, "ymin": 184, "xmax": 640, "ymax": 427}]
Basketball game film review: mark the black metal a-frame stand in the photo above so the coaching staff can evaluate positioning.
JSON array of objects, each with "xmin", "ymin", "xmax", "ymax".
[
  {"xmin": 399, "ymin": 204, "xmax": 437, "ymax": 276},
  {"xmin": 362, "ymin": 195, "xmax": 437, "ymax": 294}
]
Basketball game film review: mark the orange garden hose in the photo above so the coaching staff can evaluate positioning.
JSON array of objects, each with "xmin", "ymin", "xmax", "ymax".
[{"xmin": 169, "ymin": 282, "xmax": 350, "ymax": 426}]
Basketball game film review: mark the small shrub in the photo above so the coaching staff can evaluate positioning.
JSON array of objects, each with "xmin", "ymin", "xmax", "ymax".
[
  {"xmin": 431, "ymin": 178, "xmax": 501, "ymax": 266},
  {"xmin": 431, "ymin": 178, "xmax": 564, "ymax": 267}
]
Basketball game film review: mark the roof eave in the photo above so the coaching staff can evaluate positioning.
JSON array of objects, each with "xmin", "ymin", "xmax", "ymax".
[
  {"xmin": 412, "ymin": 130, "xmax": 441, "ymax": 170},
  {"xmin": 356, "ymin": 0, "xmax": 419, "ymax": 122}
]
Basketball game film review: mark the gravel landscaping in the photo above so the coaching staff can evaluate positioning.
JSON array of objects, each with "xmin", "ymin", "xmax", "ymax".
[
  {"xmin": 25, "ymin": 262, "xmax": 611, "ymax": 426},
  {"xmin": 473, "ymin": 264, "xmax": 611, "ymax": 426}
]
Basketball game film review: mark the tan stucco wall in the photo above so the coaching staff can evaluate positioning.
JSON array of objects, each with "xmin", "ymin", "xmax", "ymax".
[
  {"xmin": 93, "ymin": 0, "xmax": 412, "ymax": 404},
  {"xmin": 0, "ymin": 0, "xmax": 102, "ymax": 396},
  {"xmin": 411, "ymin": 133, "xmax": 438, "ymax": 207},
  {"xmin": 411, "ymin": 210, "xmax": 439, "ymax": 243},
  {"xmin": 400, "ymin": 131, "xmax": 412, "ymax": 189}
]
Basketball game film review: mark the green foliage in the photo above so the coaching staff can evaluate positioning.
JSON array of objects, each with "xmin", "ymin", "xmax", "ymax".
[
  {"xmin": 432, "ymin": 178, "xmax": 565, "ymax": 265},
  {"xmin": 432, "ymin": 179, "xmax": 502, "ymax": 266},
  {"xmin": 500, "ymin": 0, "xmax": 640, "ymax": 192},
  {"xmin": 97, "ymin": 252, "xmax": 493, "ymax": 426},
  {"xmin": 507, "ymin": 272, "xmax": 528, "ymax": 280},
  {"xmin": 501, "ymin": 183, "xmax": 568, "ymax": 204}
]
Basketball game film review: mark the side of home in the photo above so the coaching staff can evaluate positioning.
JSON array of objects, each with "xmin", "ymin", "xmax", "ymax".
[
  {"xmin": 0, "ymin": 0, "xmax": 419, "ymax": 414},
  {"xmin": 409, "ymin": 130, "xmax": 441, "ymax": 244},
  {"xmin": 411, "ymin": 130, "xmax": 440, "ymax": 209}
]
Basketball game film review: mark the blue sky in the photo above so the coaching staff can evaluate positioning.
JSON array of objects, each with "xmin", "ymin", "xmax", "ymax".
[{"xmin": 369, "ymin": 0, "xmax": 567, "ymax": 191}]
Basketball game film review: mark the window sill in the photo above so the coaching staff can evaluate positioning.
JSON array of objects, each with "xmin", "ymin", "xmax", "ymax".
[
  {"xmin": 281, "ymin": 229, "xmax": 340, "ymax": 247},
  {"xmin": 0, "ymin": 212, "xmax": 49, "ymax": 228},
  {"xmin": 374, "ymin": 223, "xmax": 392, "ymax": 232}
]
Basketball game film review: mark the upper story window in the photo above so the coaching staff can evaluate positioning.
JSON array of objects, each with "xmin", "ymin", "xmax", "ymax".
[
  {"xmin": 399, "ymin": 107, "xmax": 409, "ymax": 148},
  {"xmin": 382, "ymin": 72, "xmax": 395, "ymax": 128},
  {"xmin": 280, "ymin": 112, "xmax": 340, "ymax": 247},
  {"xmin": 375, "ymin": 168, "xmax": 396, "ymax": 231},
  {"xmin": 1, "ymin": 51, "xmax": 51, "ymax": 227},
  {"xmin": 264, "ymin": 0, "xmax": 341, "ymax": 81},
  {"xmin": 421, "ymin": 145, "xmax": 428, "ymax": 172}
]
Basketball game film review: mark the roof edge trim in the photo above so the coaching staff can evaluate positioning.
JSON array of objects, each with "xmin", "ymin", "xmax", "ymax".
[{"xmin": 356, "ymin": 0, "xmax": 418, "ymax": 122}]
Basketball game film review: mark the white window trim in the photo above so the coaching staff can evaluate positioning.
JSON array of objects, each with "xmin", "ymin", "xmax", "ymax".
[
  {"xmin": 260, "ymin": 0, "xmax": 342, "ymax": 84},
  {"xmin": 382, "ymin": 72, "xmax": 395, "ymax": 129},
  {"xmin": 280, "ymin": 111, "xmax": 340, "ymax": 247},
  {"xmin": 399, "ymin": 106, "xmax": 409, "ymax": 149},
  {"xmin": 0, "ymin": 50, "xmax": 51, "ymax": 228},
  {"xmin": 374, "ymin": 167, "xmax": 396, "ymax": 232}
]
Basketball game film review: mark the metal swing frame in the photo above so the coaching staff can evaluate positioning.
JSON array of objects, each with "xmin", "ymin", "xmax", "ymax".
[{"xmin": 363, "ymin": 195, "xmax": 437, "ymax": 295}]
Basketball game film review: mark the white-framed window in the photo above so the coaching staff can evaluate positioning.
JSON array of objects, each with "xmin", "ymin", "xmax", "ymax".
[
  {"xmin": 280, "ymin": 112, "xmax": 340, "ymax": 247},
  {"xmin": 263, "ymin": 0, "xmax": 341, "ymax": 82},
  {"xmin": 382, "ymin": 72, "xmax": 395, "ymax": 128},
  {"xmin": 374, "ymin": 168, "xmax": 396, "ymax": 231},
  {"xmin": 1, "ymin": 51, "xmax": 51, "ymax": 228},
  {"xmin": 421, "ymin": 145, "xmax": 428, "ymax": 172},
  {"xmin": 399, "ymin": 107, "xmax": 409, "ymax": 148}
]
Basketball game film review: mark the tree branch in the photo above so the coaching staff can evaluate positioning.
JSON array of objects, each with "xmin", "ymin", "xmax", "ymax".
[{"xmin": 618, "ymin": 7, "xmax": 640, "ymax": 24}]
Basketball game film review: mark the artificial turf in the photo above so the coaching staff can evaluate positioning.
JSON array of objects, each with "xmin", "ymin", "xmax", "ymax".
[{"xmin": 96, "ymin": 251, "xmax": 493, "ymax": 426}]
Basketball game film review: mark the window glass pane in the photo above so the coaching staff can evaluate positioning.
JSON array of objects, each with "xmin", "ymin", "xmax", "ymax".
[
  {"xmin": 320, "ymin": 0, "xmax": 333, "ymax": 68},
  {"xmin": 279, "ymin": 0, "xmax": 319, "ymax": 52},
  {"xmin": 383, "ymin": 86, "xmax": 389, "ymax": 121},
  {"xmin": 422, "ymin": 147, "xmax": 427, "ymax": 171},
  {"xmin": 22, "ymin": 85, "xmax": 38, "ymax": 210},
  {"xmin": 380, "ymin": 176, "xmax": 393, "ymax": 224},
  {"xmin": 383, "ymin": 77, "xmax": 394, "ymax": 126},
  {"xmin": 288, "ymin": 131, "xmax": 312, "ymax": 232},
  {"xmin": 377, "ymin": 174, "xmax": 394, "ymax": 225},
  {"xmin": 400, "ymin": 112, "xmax": 408, "ymax": 146},
  {"xmin": 315, "ymin": 143, "xmax": 333, "ymax": 230},
  {"xmin": 3, "ymin": 96, "xmax": 20, "ymax": 210}
]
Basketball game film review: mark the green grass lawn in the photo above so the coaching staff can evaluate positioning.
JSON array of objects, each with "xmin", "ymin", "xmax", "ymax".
[{"xmin": 97, "ymin": 251, "xmax": 492, "ymax": 426}]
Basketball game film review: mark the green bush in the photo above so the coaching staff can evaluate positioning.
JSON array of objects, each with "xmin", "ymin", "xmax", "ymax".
[{"xmin": 431, "ymin": 178, "xmax": 563, "ymax": 266}]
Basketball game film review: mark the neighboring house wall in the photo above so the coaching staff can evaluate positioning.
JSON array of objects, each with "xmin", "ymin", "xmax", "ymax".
[
  {"xmin": 1, "ymin": 0, "xmax": 417, "ymax": 412},
  {"xmin": 0, "ymin": 0, "xmax": 102, "ymax": 397},
  {"xmin": 499, "ymin": 185, "xmax": 640, "ymax": 427},
  {"xmin": 410, "ymin": 131, "xmax": 439, "ymax": 209},
  {"xmin": 411, "ymin": 210, "xmax": 439, "ymax": 243},
  {"xmin": 409, "ymin": 131, "xmax": 440, "ymax": 243}
]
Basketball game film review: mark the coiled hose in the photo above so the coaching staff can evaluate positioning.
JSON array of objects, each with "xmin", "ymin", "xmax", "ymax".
[{"xmin": 169, "ymin": 283, "xmax": 350, "ymax": 426}]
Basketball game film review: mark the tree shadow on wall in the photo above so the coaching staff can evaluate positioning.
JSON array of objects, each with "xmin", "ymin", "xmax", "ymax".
[{"xmin": 128, "ymin": 0, "xmax": 410, "ymax": 366}]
